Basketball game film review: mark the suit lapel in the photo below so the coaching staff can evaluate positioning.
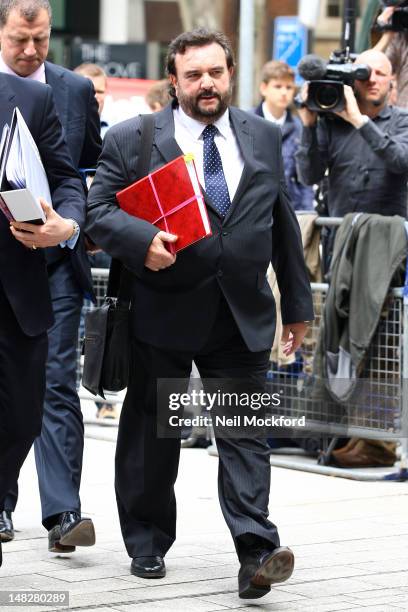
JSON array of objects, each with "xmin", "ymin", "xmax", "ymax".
[
  {"xmin": 44, "ymin": 62, "xmax": 68, "ymax": 128},
  {"xmin": 0, "ymin": 76, "xmax": 17, "ymax": 125},
  {"xmin": 154, "ymin": 106, "xmax": 184, "ymax": 163}
]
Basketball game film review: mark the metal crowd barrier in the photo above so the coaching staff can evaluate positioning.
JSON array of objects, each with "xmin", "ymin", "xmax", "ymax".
[
  {"xmin": 267, "ymin": 214, "xmax": 408, "ymax": 480},
  {"xmin": 268, "ymin": 283, "xmax": 406, "ymax": 437},
  {"xmin": 267, "ymin": 279, "xmax": 408, "ymax": 480}
]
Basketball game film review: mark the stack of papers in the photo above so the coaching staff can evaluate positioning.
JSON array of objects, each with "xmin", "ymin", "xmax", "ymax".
[{"xmin": 0, "ymin": 108, "xmax": 52, "ymax": 224}]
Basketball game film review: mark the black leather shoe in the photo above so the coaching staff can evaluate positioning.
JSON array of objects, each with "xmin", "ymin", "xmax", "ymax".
[
  {"xmin": 238, "ymin": 547, "xmax": 295, "ymax": 599},
  {"xmin": 0, "ymin": 511, "xmax": 14, "ymax": 542},
  {"xmin": 130, "ymin": 556, "xmax": 166, "ymax": 578},
  {"xmin": 48, "ymin": 512, "xmax": 95, "ymax": 553}
]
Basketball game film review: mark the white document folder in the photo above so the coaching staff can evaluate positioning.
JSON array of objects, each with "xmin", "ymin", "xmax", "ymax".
[
  {"xmin": 0, "ymin": 108, "xmax": 51, "ymax": 223},
  {"xmin": 1, "ymin": 188, "xmax": 46, "ymax": 224}
]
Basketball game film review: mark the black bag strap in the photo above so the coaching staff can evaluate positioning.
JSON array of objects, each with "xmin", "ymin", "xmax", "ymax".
[
  {"xmin": 136, "ymin": 113, "xmax": 156, "ymax": 178},
  {"xmin": 107, "ymin": 113, "xmax": 155, "ymax": 298}
]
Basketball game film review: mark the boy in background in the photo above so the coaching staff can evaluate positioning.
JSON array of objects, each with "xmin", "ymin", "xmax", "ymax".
[{"xmin": 253, "ymin": 60, "xmax": 314, "ymax": 211}]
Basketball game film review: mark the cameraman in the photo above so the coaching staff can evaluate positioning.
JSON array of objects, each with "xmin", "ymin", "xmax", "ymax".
[
  {"xmin": 296, "ymin": 50, "xmax": 408, "ymax": 219},
  {"xmin": 296, "ymin": 49, "xmax": 408, "ymax": 469},
  {"xmin": 373, "ymin": 4, "xmax": 408, "ymax": 107}
]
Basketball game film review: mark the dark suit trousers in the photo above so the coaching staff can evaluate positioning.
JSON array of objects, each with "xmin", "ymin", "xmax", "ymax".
[
  {"xmin": 0, "ymin": 282, "xmax": 47, "ymax": 509},
  {"xmin": 4, "ymin": 257, "xmax": 84, "ymax": 527},
  {"xmin": 36, "ymin": 257, "xmax": 84, "ymax": 527},
  {"xmin": 115, "ymin": 297, "xmax": 280, "ymax": 558}
]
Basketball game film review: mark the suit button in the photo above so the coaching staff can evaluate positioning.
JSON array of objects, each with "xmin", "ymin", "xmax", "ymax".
[
  {"xmin": 222, "ymin": 231, "xmax": 229, "ymax": 236},
  {"xmin": 217, "ymin": 270, "xmax": 223, "ymax": 277}
]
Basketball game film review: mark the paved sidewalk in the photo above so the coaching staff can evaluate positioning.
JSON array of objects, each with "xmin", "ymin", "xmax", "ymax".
[{"xmin": 1, "ymin": 427, "xmax": 408, "ymax": 612}]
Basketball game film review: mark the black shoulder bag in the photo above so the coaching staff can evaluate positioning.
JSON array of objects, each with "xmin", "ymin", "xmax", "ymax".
[{"xmin": 82, "ymin": 114, "xmax": 155, "ymax": 398}]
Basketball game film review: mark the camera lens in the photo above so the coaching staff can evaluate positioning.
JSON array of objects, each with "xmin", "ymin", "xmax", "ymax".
[{"xmin": 316, "ymin": 84, "xmax": 340, "ymax": 109}]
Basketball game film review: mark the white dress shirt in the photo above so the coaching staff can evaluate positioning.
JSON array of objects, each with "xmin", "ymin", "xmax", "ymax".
[
  {"xmin": 261, "ymin": 102, "xmax": 287, "ymax": 127},
  {"xmin": 173, "ymin": 105, "xmax": 244, "ymax": 202}
]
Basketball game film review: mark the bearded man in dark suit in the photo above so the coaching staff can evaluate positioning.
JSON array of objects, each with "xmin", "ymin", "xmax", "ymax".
[{"xmin": 86, "ymin": 29, "xmax": 314, "ymax": 600}]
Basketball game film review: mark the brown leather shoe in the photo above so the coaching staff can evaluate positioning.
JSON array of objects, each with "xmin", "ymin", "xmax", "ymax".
[
  {"xmin": 332, "ymin": 438, "xmax": 359, "ymax": 457},
  {"xmin": 332, "ymin": 439, "xmax": 396, "ymax": 468}
]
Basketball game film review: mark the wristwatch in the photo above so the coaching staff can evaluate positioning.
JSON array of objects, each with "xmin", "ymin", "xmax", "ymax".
[{"xmin": 67, "ymin": 219, "xmax": 80, "ymax": 241}]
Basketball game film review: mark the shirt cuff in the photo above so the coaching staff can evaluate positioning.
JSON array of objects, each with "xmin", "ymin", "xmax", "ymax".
[
  {"xmin": 355, "ymin": 115, "xmax": 369, "ymax": 129},
  {"xmin": 60, "ymin": 220, "xmax": 80, "ymax": 250}
]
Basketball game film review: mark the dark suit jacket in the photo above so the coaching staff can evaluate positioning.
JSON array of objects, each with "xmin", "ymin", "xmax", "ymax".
[
  {"xmin": 0, "ymin": 73, "xmax": 88, "ymax": 336},
  {"xmin": 44, "ymin": 62, "xmax": 102, "ymax": 296},
  {"xmin": 86, "ymin": 104, "xmax": 314, "ymax": 352},
  {"xmin": 45, "ymin": 62, "xmax": 102, "ymax": 169}
]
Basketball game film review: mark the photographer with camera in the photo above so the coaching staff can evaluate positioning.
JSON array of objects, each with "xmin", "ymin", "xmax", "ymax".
[
  {"xmin": 296, "ymin": 49, "xmax": 408, "ymax": 219},
  {"xmin": 296, "ymin": 49, "xmax": 408, "ymax": 468},
  {"xmin": 373, "ymin": 2, "xmax": 408, "ymax": 108}
]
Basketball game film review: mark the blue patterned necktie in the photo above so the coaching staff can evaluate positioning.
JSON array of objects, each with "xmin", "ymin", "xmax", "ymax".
[{"xmin": 202, "ymin": 124, "xmax": 231, "ymax": 217}]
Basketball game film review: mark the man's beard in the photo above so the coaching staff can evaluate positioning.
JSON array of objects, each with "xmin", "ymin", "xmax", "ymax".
[{"xmin": 177, "ymin": 85, "xmax": 233, "ymax": 122}]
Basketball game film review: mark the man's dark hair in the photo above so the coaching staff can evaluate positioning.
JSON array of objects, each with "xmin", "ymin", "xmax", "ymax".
[
  {"xmin": 0, "ymin": 0, "xmax": 52, "ymax": 27},
  {"xmin": 166, "ymin": 28, "xmax": 235, "ymax": 97}
]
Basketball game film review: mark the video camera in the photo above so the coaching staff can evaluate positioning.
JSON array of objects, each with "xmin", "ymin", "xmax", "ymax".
[
  {"xmin": 378, "ymin": 0, "xmax": 408, "ymax": 32},
  {"xmin": 295, "ymin": 51, "xmax": 371, "ymax": 113}
]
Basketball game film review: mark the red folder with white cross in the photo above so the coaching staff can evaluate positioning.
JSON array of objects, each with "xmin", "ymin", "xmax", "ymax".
[{"xmin": 116, "ymin": 154, "xmax": 212, "ymax": 254}]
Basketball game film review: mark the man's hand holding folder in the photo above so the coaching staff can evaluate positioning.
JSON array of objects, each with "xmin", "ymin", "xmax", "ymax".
[
  {"xmin": 10, "ymin": 199, "xmax": 77, "ymax": 250},
  {"xmin": 144, "ymin": 231, "xmax": 178, "ymax": 272},
  {"xmin": 1, "ymin": 108, "xmax": 79, "ymax": 250}
]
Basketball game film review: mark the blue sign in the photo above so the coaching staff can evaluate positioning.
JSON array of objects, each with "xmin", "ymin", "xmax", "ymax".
[{"xmin": 273, "ymin": 16, "xmax": 308, "ymax": 82}]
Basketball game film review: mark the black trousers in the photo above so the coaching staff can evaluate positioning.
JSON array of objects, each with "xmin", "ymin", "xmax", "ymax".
[
  {"xmin": 115, "ymin": 297, "xmax": 280, "ymax": 558},
  {"xmin": 0, "ymin": 282, "xmax": 47, "ymax": 509},
  {"xmin": 3, "ymin": 258, "xmax": 84, "ymax": 528}
]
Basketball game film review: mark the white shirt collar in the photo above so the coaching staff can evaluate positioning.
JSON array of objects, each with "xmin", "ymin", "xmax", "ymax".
[
  {"xmin": 175, "ymin": 105, "xmax": 231, "ymax": 141},
  {"xmin": 262, "ymin": 101, "xmax": 287, "ymax": 127},
  {"xmin": 0, "ymin": 52, "xmax": 46, "ymax": 83}
]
